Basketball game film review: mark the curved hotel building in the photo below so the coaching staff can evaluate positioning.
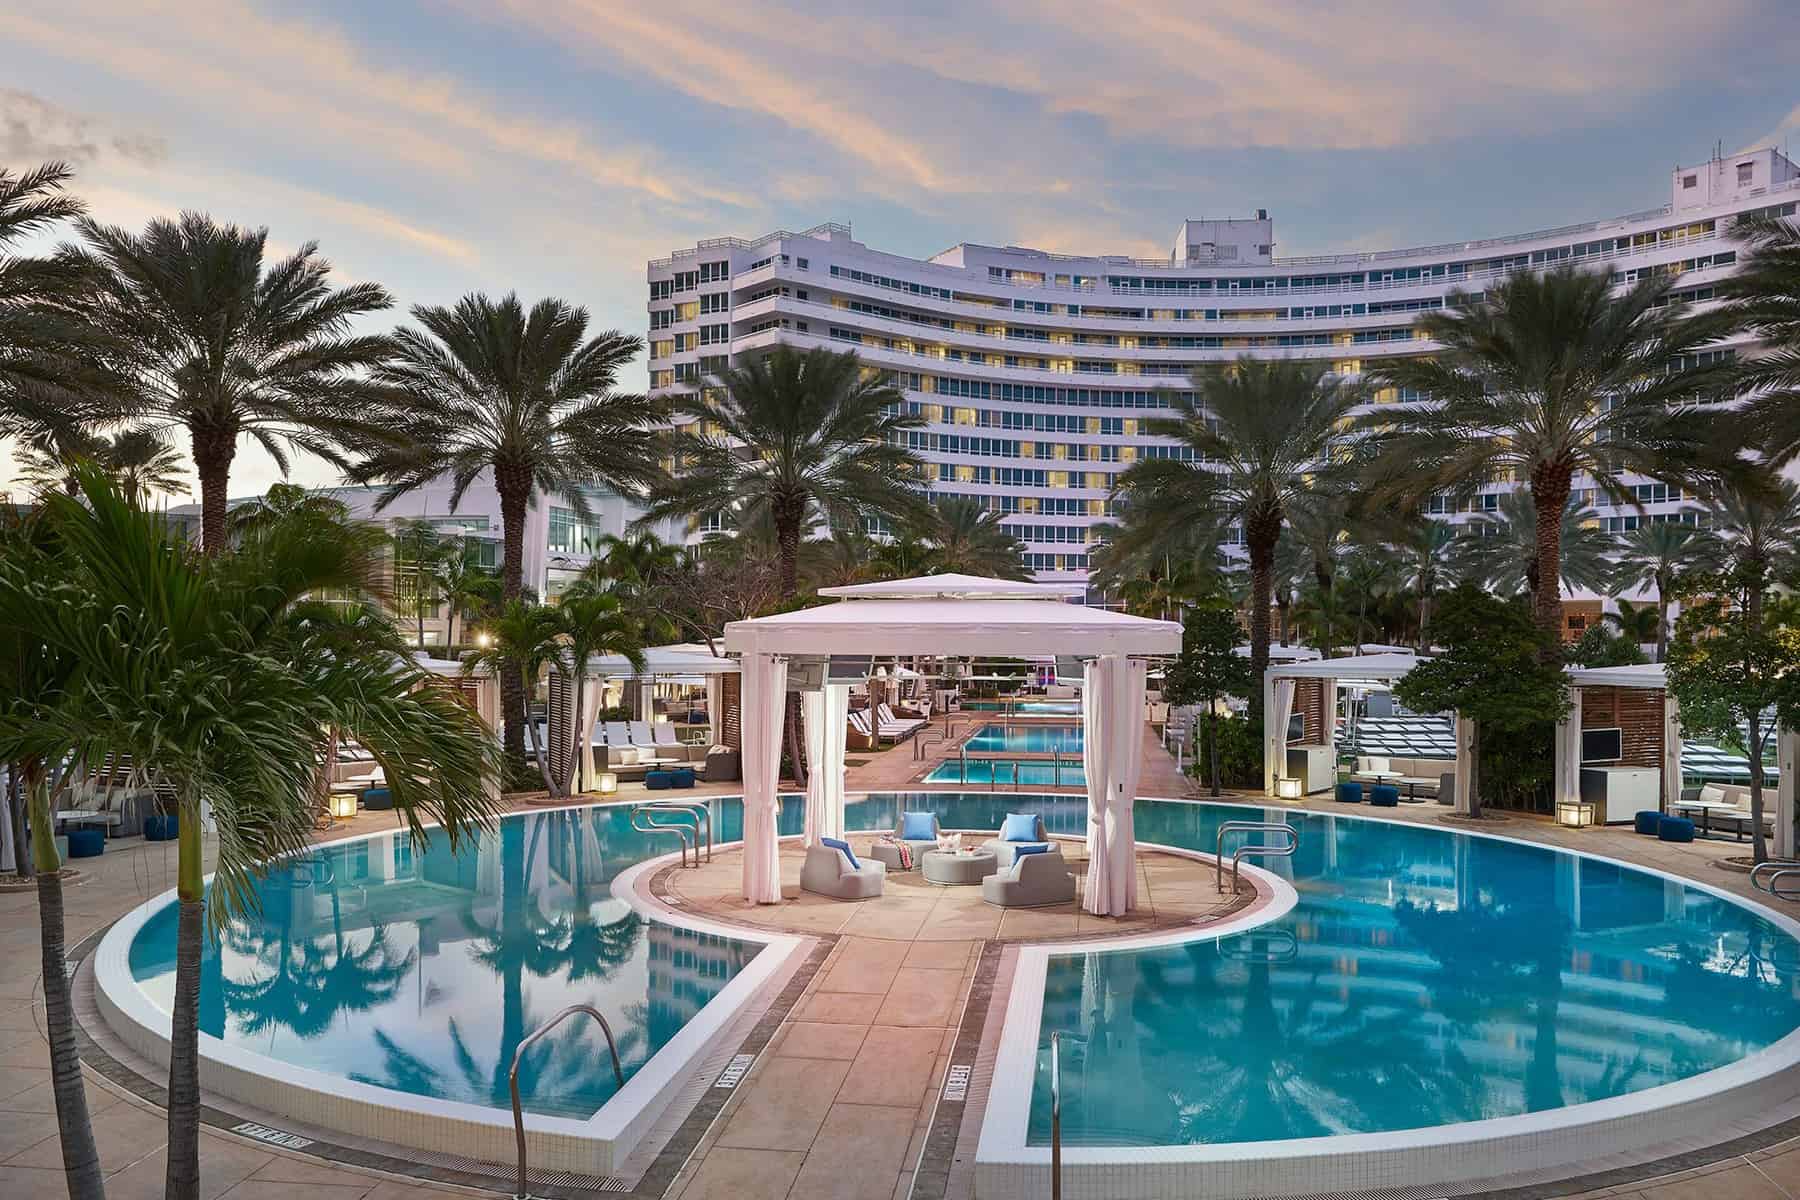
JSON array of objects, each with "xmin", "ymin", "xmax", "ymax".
[{"xmin": 648, "ymin": 149, "xmax": 1800, "ymax": 622}]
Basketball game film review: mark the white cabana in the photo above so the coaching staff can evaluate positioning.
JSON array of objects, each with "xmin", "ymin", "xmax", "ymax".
[
  {"xmin": 546, "ymin": 644, "xmax": 739, "ymax": 793},
  {"xmin": 1261, "ymin": 654, "xmax": 1455, "ymax": 801},
  {"xmin": 724, "ymin": 573, "xmax": 1180, "ymax": 913}
]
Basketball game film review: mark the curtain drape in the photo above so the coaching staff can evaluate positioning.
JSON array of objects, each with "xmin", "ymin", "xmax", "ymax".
[
  {"xmin": 802, "ymin": 685, "xmax": 850, "ymax": 845},
  {"xmin": 1553, "ymin": 688, "xmax": 1584, "ymax": 808},
  {"xmin": 705, "ymin": 672, "xmax": 724, "ymax": 745},
  {"xmin": 1264, "ymin": 679, "xmax": 1296, "ymax": 795},
  {"xmin": 1661, "ymin": 693, "xmax": 1683, "ymax": 814},
  {"xmin": 577, "ymin": 671, "xmax": 604, "ymax": 793},
  {"xmin": 1083, "ymin": 655, "xmax": 1147, "ymax": 917},
  {"xmin": 1777, "ymin": 727, "xmax": 1798, "ymax": 860},
  {"xmin": 474, "ymin": 674, "xmax": 503, "ymax": 803},
  {"xmin": 1453, "ymin": 713, "xmax": 1475, "ymax": 816},
  {"xmin": 741, "ymin": 653, "xmax": 789, "ymax": 903}
]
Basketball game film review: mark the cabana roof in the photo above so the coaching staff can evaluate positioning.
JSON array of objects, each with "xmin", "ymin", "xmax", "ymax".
[
  {"xmin": 580, "ymin": 644, "xmax": 739, "ymax": 677},
  {"xmin": 1266, "ymin": 652, "xmax": 1426, "ymax": 682},
  {"xmin": 1566, "ymin": 661, "xmax": 1666, "ymax": 690},
  {"xmin": 817, "ymin": 572, "xmax": 1084, "ymax": 600},
  {"xmin": 725, "ymin": 593, "xmax": 1180, "ymax": 657}
]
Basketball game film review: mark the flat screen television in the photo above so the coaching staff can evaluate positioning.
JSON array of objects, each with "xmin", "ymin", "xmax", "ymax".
[{"xmin": 1581, "ymin": 727, "xmax": 1623, "ymax": 763}]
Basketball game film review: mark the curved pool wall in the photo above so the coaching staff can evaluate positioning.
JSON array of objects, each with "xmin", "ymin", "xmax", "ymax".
[{"xmin": 977, "ymin": 799, "xmax": 1800, "ymax": 1200}]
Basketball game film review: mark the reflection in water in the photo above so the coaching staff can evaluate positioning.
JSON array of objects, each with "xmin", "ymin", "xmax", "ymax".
[
  {"xmin": 128, "ymin": 806, "xmax": 760, "ymax": 1119},
  {"xmin": 1034, "ymin": 804, "xmax": 1800, "ymax": 1147}
]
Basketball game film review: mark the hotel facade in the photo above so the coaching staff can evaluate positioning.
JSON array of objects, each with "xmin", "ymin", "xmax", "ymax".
[{"xmin": 647, "ymin": 149, "xmax": 1800, "ymax": 621}]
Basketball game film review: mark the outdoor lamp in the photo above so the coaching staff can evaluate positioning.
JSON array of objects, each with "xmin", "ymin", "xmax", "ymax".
[
  {"xmin": 1555, "ymin": 799, "xmax": 1596, "ymax": 828},
  {"xmin": 329, "ymin": 792, "xmax": 359, "ymax": 820},
  {"xmin": 1277, "ymin": 777, "xmax": 1303, "ymax": 800},
  {"xmin": 597, "ymin": 772, "xmax": 618, "ymax": 796},
  {"xmin": 476, "ymin": 632, "xmax": 492, "ymax": 649}
]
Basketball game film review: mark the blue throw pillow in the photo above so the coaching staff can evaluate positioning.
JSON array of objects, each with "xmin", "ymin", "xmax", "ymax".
[
  {"xmin": 821, "ymin": 836, "xmax": 859, "ymax": 869},
  {"xmin": 1001, "ymin": 813, "xmax": 1039, "ymax": 842},
  {"xmin": 1013, "ymin": 843, "xmax": 1051, "ymax": 857},
  {"xmin": 901, "ymin": 811, "xmax": 936, "ymax": 841}
]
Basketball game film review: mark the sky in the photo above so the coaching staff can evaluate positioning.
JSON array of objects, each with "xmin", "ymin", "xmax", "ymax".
[{"xmin": 4, "ymin": 0, "xmax": 1800, "ymax": 501}]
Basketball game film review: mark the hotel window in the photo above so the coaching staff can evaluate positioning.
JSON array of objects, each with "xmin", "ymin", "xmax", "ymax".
[
  {"xmin": 698, "ymin": 323, "xmax": 729, "ymax": 346},
  {"xmin": 1738, "ymin": 162, "xmax": 1755, "ymax": 186},
  {"xmin": 698, "ymin": 260, "xmax": 729, "ymax": 283},
  {"xmin": 699, "ymin": 293, "xmax": 728, "ymax": 314},
  {"xmin": 650, "ymin": 280, "xmax": 672, "ymax": 301},
  {"xmin": 650, "ymin": 339, "xmax": 673, "ymax": 360},
  {"xmin": 1682, "ymin": 174, "xmax": 1698, "ymax": 190},
  {"xmin": 673, "ymin": 270, "xmax": 698, "ymax": 292},
  {"xmin": 650, "ymin": 309, "xmax": 674, "ymax": 330},
  {"xmin": 651, "ymin": 369, "xmax": 673, "ymax": 389}
]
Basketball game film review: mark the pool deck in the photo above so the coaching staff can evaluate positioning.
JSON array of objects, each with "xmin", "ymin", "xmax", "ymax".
[{"xmin": 12, "ymin": 732, "xmax": 1800, "ymax": 1200}]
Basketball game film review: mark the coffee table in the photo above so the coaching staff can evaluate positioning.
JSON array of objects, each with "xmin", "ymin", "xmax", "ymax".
[{"xmin": 922, "ymin": 848, "xmax": 998, "ymax": 886}]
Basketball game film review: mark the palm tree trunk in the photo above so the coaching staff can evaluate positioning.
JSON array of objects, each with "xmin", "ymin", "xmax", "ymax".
[
  {"xmin": 774, "ymin": 505, "xmax": 807, "ymax": 786},
  {"xmin": 1468, "ymin": 721, "xmax": 1483, "ymax": 820},
  {"xmin": 191, "ymin": 423, "xmax": 238, "ymax": 556},
  {"xmin": 1418, "ymin": 587, "xmax": 1433, "ymax": 651},
  {"xmin": 1654, "ymin": 575, "xmax": 1671, "ymax": 663},
  {"xmin": 1748, "ymin": 574, "xmax": 1769, "ymax": 864},
  {"xmin": 496, "ymin": 469, "xmax": 530, "ymax": 767},
  {"xmin": 1529, "ymin": 465, "xmax": 1573, "ymax": 654},
  {"xmin": 1245, "ymin": 510, "xmax": 1280, "ymax": 722},
  {"xmin": 1276, "ymin": 592, "xmax": 1291, "ymax": 647},
  {"xmin": 165, "ymin": 803, "xmax": 207, "ymax": 1200},
  {"xmin": 28, "ymin": 772, "xmax": 105, "ymax": 1200},
  {"xmin": 9, "ymin": 766, "xmax": 31, "ymax": 879}
]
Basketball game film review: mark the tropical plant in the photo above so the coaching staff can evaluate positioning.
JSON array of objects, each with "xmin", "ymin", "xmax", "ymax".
[
  {"xmin": 1601, "ymin": 597, "xmax": 1660, "ymax": 649},
  {"xmin": 1393, "ymin": 585, "xmax": 1570, "ymax": 818},
  {"xmin": 227, "ymin": 481, "xmax": 352, "ymax": 537},
  {"xmin": 437, "ymin": 547, "xmax": 502, "ymax": 651},
  {"xmin": 65, "ymin": 213, "xmax": 393, "ymax": 553},
  {"xmin": 354, "ymin": 292, "xmax": 664, "ymax": 766},
  {"xmin": 16, "ymin": 425, "xmax": 189, "ymax": 504},
  {"xmin": 1614, "ymin": 520, "xmax": 1724, "ymax": 661},
  {"xmin": 1449, "ymin": 492, "xmax": 1617, "ymax": 602},
  {"xmin": 391, "ymin": 519, "xmax": 454, "ymax": 649},
  {"xmin": 580, "ymin": 531, "xmax": 682, "ymax": 643},
  {"xmin": 464, "ymin": 600, "xmax": 563, "ymax": 789},
  {"xmin": 0, "ymin": 469, "xmax": 500, "ymax": 1200},
  {"xmin": 1160, "ymin": 604, "xmax": 1252, "ymax": 797},
  {"xmin": 1714, "ymin": 214, "xmax": 1800, "ymax": 466},
  {"xmin": 1567, "ymin": 622, "xmax": 1648, "ymax": 668},
  {"xmin": 1112, "ymin": 357, "xmax": 1362, "ymax": 716},
  {"xmin": 640, "ymin": 344, "xmax": 930, "ymax": 597},
  {"xmin": 923, "ymin": 495, "xmax": 1028, "ymax": 578},
  {"xmin": 544, "ymin": 584, "xmax": 646, "ymax": 797},
  {"xmin": 1360, "ymin": 265, "xmax": 1735, "ymax": 646}
]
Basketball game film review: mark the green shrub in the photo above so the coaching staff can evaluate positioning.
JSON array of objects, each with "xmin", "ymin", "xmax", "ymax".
[{"xmin": 1190, "ymin": 714, "xmax": 1262, "ymax": 790}]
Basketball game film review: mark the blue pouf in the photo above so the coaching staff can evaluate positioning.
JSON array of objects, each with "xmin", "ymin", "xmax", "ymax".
[
  {"xmin": 362, "ymin": 787, "xmax": 393, "ymax": 811},
  {"xmin": 645, "ymin": 770, "xmax": 673, "ymax": 791},
  {"xmin": 67, "ymin": 828, "xmax": 105, "ymax": 858},
  {"xmin": 1657, "ymin": 816, "xmax": 1696, "ymax": 843},
  {"xmin": 1370, "ymin": 784, "xmax": 1400, "ymax": 808},
  {"xmin": 144, "ymin": 813, "xmax": 178, "ymax": 841},
  {"xmin": 1634, "ymin": 810, "xmax": 1663, "ymax": 836},
  {"xmin": 669, "ymin": 768, "xmax": 696, "ymax": 789},
  {"xmin": 1335, "ymin": 781, "xmax": 1363, "ymax": 804}
]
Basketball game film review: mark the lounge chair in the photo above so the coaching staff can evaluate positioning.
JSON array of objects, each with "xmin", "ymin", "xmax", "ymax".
[
  {"xmin": 876, "ymin": 703, "xmax": 927, "ymax": 736},
  {"xmin": 846, "ymin": 709, "xmax": 880, "ymax": 752},
  {"xmin": 849, "ymin": 708, "xmax": 907, "ymax": 745},
  {"xmin": 982, "ymin": 845, "xmax": 1075, "ymax": 907},
  {"xmin": 653, "ymin": 724, "xmax": 680, "ymax": 746},
  {"xmin": 868, "ymin": 810, "xmax": 940, "ymax": 871},
  {"xmin": 980, "ymin": 812, "xmax": 1052, "ymax": 867},
  {"xmin": 800, "ymin": 839, "xmax": 884, "ymax": 899}
]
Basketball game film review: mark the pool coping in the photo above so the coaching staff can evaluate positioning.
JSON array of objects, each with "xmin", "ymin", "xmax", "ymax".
[
  {"xmin": 974, "ymin": 796, "xmax": 1800, "ymax": 1200},
  {"xmin": 89, "ymin": 797, "xmax": 811, "ymax": 1180}
]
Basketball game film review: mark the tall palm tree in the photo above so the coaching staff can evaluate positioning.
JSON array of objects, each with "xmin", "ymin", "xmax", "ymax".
[
  {"xmin": 545, "ymin": 585, "xmax": 646, "ymax": 797},
  {"xmin": 1114, "ymin": 358, "xmax": 1361, "ymax": 713},
  {"xmin": 66, "ymin": 213, "xmax": 394, "ymax": 553},
  {"xmin": 1603, "ymin": 597, "xmax": 1661, "ymax": 648},
  {"xmin": 355, "ymin": 293, "xmax": 665, "ymax": 765},
  {"xmin": 924, "ymin": 495, "xmax": 1029, "ymax": 579},
  {"xmin": 437, "ymin": 548, "xmax": 502, "ymax": 652},
  {"xmin": 391, "ymin": 519, "xmax": 453, "ymax": 650},
  {"xmin": 1389, "ymin": 519, "xmax": 1458, "ymax": 647},
  {"xmin": 1449, "ymin": 492, "xmax": 1617, "ymax": 603},
  {"xmin": 18, "ymin": 426, "xmax": 189, "ymax": 504},
  {"xmin": 0, "ymin": 470, "xmax": 500, "ymax": 1200},
  {"xmin": 0, "ymin": 162, "xmax": 104, "ymax": 444},
  {"xmin": 227, "ymin": 481, "xmax": 352, "ymax": 536},
  {"xmin": 1615, "ymin": 521, "xmax": 1723, "ymax": 661},
  {"xmin": 1714, "ymin": 214, "xmax": 1800, "ymax": 466},
  {"xmin": 465, "ymin": 600, "xmax": 564, "ymax": 787},
  {"xmin": 640, "ymin": 345, "xmax": 930, "ymax": 597},
  {"xmin": 1361, "ymin": 265, "xmax": 1734, "ymax": 646}
]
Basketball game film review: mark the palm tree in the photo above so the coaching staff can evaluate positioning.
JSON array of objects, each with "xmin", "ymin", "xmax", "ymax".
[
  {"xmin": 67, "ymin": 213, "xmax": 394, "ymax": 553},
  {"xmin": 1603, "ymin": 597, "xmax": 1661, "ymax": 648},
  {"xmin": 0, "ymin": 162, "xmax": 104, "ymax": 448},
  {"xmin": 1450, "ymin": 492, "xmax": 1617, "ymax": 603},
  {"xmin": 1615, "ymin": 521, "xmax": 1723, "ymax": 661},
  {"xmin": 805, "ymin": 524, "xmax": 883, "ymax": 590},
  {"xmin": 924, "ymin": 496, "xmax": 1029, "ymax": 579},
  {"xmin": 546, "ymin": 585, "xmax": 646, "ymax": 796},
  {"xmin": 391, "ymin": 519, "xmax": 453, "ymax": 650},
  {"xmin": 0, "ymin": 469, "xmax": 500, "ymax": 1200},
  {"xmin": 1714, "ymin": 215, "xmax": 1800, "ymax": 466},
  {"xmin": 355, "ymin": 293, "xmax": 665, "ymax": 765},
  {"xmin": 227, "ymin": 481, "xmax": 351, "ymax": 536},
  {"xmin": 1115, "ymin": 358, "xmax": 1361, "ymax": 713},
  {"xmin": 640, "ymin": 345, "xmax": 930, "ymax": 598},
  {"xmin": 16, "ymin": 425, "xmax": 188, "ymax": 504},
  {"xmin": 437, "ymin": 548, "xmax": 502, "ymax": 652},
  {"xmin": 1361, "ymin": 265, "xmax": 1735, "ymax": 646},
  {"xmin": 1389, "ymin": 519, "xmax": 1458, "ymax": 647},
  {"xmin": 465, "ymin": 600, "xmax": 564, "ymax": 789}
]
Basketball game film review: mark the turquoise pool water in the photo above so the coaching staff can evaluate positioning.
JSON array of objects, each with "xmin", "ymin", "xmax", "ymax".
[
  {"xmin": 1027, "ymin": 800, "xmax": 1800, "ymax": 1148},
  {"xmin": 963, "ymin": 724, "xmax": 1084, "ymax": 754},
  {"xmin": 924, "ymin": 758, "xmax": 1087, "ymax": 787},
  {"xmin": 961, "ymin": 699, "xmax": 1082, "ymax": 714}
]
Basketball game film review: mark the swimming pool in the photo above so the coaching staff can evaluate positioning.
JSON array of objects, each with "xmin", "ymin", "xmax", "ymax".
[
  {"xmin": 924, "ymin": 758, "xmax": 1087, "ymax": 787},
  {"xmin": 961, "ymin": 699, "xmax": 1083, "ymax": 715},
  {"xmin": 974, "ymin": 797, "xmax": 1800, "ymax": 1196},
  {"xmin": 962, "ymin": 724, "xmax": 1084, "ymax": 754}
]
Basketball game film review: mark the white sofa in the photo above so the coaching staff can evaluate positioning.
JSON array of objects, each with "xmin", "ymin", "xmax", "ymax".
[{"xmin": 1351, "ymin": 755, "xmax": 1454, "ymax": 799}]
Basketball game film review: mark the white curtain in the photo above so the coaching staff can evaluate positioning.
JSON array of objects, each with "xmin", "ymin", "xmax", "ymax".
[
  {"xmin": 577, "ymin": 671, "xmax": 604, "ymax": 792},
  {"xmin": 1083, "ymin": 655, "xmax": 1147, "ymax": 917},
  {"xmin": 474, "ymin": 674, "xmax": 503, "ymax": 803},
  {"xmin": 1453, "ymin": 713, "xmax": 1475, "ymax": 816},
  {"xmin": 1553, "ymin": 688, "xmax": 1584, "ymax": 808},
  {"xmin": 740, "ymin": 653, "xmax": 788, "ymax": 903},
  {"xmin": 705, "ymin": 672, "xmax": 725, "ymax": 744},
  {"xmin": 1662, "ymin": 693, "xmax": 1683, "ymax": 814},
  {"xmin": 802, "ymin": 684, "xmax": 849, "ymax": 845},
  {"xmin": 638, "ymin": 677, "xmax": 657, "ymax": 724},
  {"xmin": 1321, "ymin": 677, "xmax": 1337, "ymax": 743},
  {"xmin": 1263, "ymin": 678, "xmax": 1296, "ymax": 795},
  {"xmin": 1777, "ymin": 727, "xmax": 1798, "ymax": 860}
]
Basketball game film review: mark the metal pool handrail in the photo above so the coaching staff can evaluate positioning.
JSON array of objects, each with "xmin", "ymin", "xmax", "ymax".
[
  {"xmin": 1751, "ymin": 860, "xmax": 1800, "ymax": 892},
  {"xmin": 1050, "ymin": 1031, "xmax": 1063, "ymax": 1200},
  {"xmin": 509, "ymin": 1004, "xmax": 624, "ymax": 1200},
  {"xmin": 1215, "ymin": 820, "xmax": 1299, "ymax": 893},
  {"xmin": 631, "ymin": 804, "xmax": 695, "ymax": 868},
  {"xmin": 641, "ymin": 799, "xmax": 712, "ymax": 863}
]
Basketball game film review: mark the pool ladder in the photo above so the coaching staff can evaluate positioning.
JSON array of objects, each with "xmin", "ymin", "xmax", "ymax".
[
  {"xmin": 1752, "ymin": 860, "xmax": 1800, "ymax": 900},
  {"xmin": 630, "ymin": 801, "xmax": 712, "ymax": 867},
  {"xmin": 1049, "ymin": 1031, "xmax": 1063, "ymax": 1200},
  {"xmin": 509, "ymin": 1004, "xmax": 624, "ymax": 1200},
  {"xmin": 1215, "ymin": 821, "xmax": 1299, "ymax": 893}
]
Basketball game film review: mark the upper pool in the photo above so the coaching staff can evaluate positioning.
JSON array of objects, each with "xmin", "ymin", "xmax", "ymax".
[
  {"xmin": 963, "ymin": 724, "xmax": 1084, "ymax": 754},
  {"xmin": 1023, "ymin": 801, "xmax": 1800, "ymax": 1148},
  {"xmin": 961, "ymin": 699, "xmax": 1082, "ymax": 715}
]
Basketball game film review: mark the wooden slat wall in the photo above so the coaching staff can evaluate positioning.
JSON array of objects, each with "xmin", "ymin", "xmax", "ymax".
[
  {"xmin": 721, "ymin": 673, "xmax": 742, "ymax": 751},
  {"xmin": 1581, "ymin": 686, "xmax": 1663, "ymax": 771},
  {"xmin": 1297, "ymin": 678, "xmax": 1327, "ymax": 744}
]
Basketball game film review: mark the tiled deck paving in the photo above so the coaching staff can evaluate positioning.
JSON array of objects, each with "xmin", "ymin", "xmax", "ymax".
[{"xmin": 10, "ymin": 730, "xmax": 1800, "ymax": 1200}]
